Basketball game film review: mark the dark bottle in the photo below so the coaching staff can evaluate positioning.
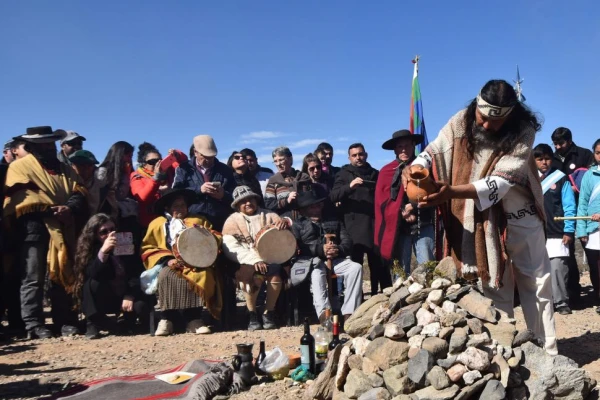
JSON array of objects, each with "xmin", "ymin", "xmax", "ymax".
[
  {"xmin": 255, "ymin": 340, "xmax": 267, "ymax": 375},
  {"xmin": 300, "ymin": 318, "xmax": 316, "ymax": 374},
  {"xmin": 328, "ymin": 315, "xmax": 341, "ymax": 351}
]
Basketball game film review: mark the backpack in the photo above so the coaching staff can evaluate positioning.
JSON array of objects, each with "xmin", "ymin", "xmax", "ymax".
[{"xmin": 568, "ymin": 168, "xmax": 588, "ymax": 193}]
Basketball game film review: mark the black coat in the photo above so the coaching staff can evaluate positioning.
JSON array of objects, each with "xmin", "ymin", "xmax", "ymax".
[
  {"xmin": 551, "ymin": 142, "xmax": 594, "ymax": 174},
  {"xmin": 330, "ymin": 163, "xmax": 378, "ymax": 248},
  {"xmin": 284, "ymin": 212, "xmax": 352, "ymax": 261}
]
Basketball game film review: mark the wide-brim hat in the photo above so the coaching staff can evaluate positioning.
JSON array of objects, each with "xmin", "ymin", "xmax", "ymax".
[
  {"xmin": 154, "ymin": 188, "xmax": 197, "ymax": 215},
  {"xmin": 295, "ymin": 184, "xmax": 327, "ymax": 209},
  {"xmin": 381, "ymin": 129, "xmax": 423, "ymax": 150},
  {"xmin": 231, "ymin": 185, "xmax": 262, "ymax": 209},
  {"xmin": 16, "ymin": 126, "xmax": 65, "ymax": 144}
]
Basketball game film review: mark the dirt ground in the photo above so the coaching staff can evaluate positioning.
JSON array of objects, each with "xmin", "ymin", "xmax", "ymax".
[{"xmin": 2, "ymin": 273, "xmax": 600, "ymax": 400}]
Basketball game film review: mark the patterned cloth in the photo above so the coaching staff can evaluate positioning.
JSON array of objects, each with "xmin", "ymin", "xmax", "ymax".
[
  {"xmin": 158, "ymin": 267, "xmax": 204, "ymax": 310},
  {"xmin": 418, "ymin": 109, "xmax": 545, "ymax": 287}
]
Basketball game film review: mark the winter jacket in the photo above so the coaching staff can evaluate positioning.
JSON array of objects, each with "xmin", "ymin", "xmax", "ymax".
[
  {"xmin": 330, "ymin": 163, "xmax": 378, "ymax": 248},
  {"xmin": 232, "ymin": 170, "xmax": 264, "ymax": 207},
  {"xmin": 172, "ymin": 158, "xmax": 235, "ymax": 231},
  {"xmin": 541, "ymin": 170, "xmax": 576, "ymax": 239},
  {"xmin": 576, "ymin": 165, "xmax": 600, "ymax": 238},
  {"xmin": 552, "ymin": 143, "xmax": 594, "ymax": 174},
  {"xmin": 284, "ymin": 212, "xmax": 352, "ymax": 261},
  {"xmin": 130, "ymin": 169, "xmax": 162, "ymax": 227}
]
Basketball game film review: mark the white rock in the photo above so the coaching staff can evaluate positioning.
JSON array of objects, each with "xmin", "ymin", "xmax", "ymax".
[
  {"xmin": 392, "ymin": 277, "xmax": 405, "ymax": 291},
  {"xmin": 383, "ymin": 287, "xmax": 394, "ymax": 296},
  {"xmin": 416, "ymin": 308, "xmax": 438, "ymax": 326},
  {"xmin": 462, "ymin": 370, "xmax": 482, "ymax": 385},
  {"xmin": 457, "ymin": 347, "xmax": 491, "ymax": 371},
  {"xmin": 372, "ymin": 305, "xmax": 388, "ymax": 324},
  {"xmin": 446, "ymin": 284, "xmax": 461, "ymax": 294},
  {"xmin": 352, "ymin": 337, "xmax": 371, "ymax": 357},
  {"xmin": 408, "ymin": 282, "xmax": 424, "ymax": 294},
  {"xmin": 427, "ymin": 289, "xmax": 444, "ymax": 305},
  {"xmin": 432, "ymin": 305, "xmax": 446, "ymax": 318},
  {"xmin": 421, "ymin": 322, "xmax": 441, "ymax": 337},
  {"xmin": 442, "ymin": 300, "xmax": 457, "ymax": 313},
  {"xmin": 384, "ymin": 324, "xmax": 405, "ymax": 340},
  {"xmin": 408, "ymin": 334, "xmax": 425, "ymax": 348},
  {"xmin": 502, "ymin": 346, "xmax": 512, "ymax": 360},
  {"xmin": 431, "ymin": 278, "xmax": 452, "ymax": 290}
]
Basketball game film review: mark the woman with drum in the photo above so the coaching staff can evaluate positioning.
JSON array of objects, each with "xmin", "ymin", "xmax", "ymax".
[
  {"xmin": 222, "ymin": 186, "xmax": 295, "ymax": 331},
  {"xmin": 141, "ymin": 188, "xmax": 223, "ymax": 336}
]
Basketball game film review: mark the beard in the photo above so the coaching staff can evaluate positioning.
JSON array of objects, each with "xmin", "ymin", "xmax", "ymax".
[{"xmin": 471, "ymin": 124, "xmax": 508, "ymax": 149}]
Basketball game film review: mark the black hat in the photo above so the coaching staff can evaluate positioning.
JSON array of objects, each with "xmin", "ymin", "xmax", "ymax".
[
  {"xmin": 16, "ymin": 126, "xmax": 66, "ymax": 144},
  {"xmin": 295, "ymin": 184, "xmax": 326, "ymax": 209},
  {"xmin": 381, "ymin": 129, "xmax": 423, "ymax": 150},
  {"xmin": 153, "ymin": 188, "xmax": 197, "ymax": 215}
]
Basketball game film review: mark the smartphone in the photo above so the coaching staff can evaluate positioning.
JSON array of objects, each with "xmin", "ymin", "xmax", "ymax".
[
  {"xmin": 362, "ymin": 180, "xmax": 377, "ymax": 188},
  {"xmin": 211, "ymin": 181, "xmax": 222, "ymax": 188},
  {"xmin": 114, "ymin": 232, "xmax": 134, "ymax": 256}
]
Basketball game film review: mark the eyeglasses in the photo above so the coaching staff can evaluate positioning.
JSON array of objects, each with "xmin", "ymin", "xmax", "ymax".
[
  {"xmin": 273, "ymin": 158, "xmax": 288, "ymax": 165},
  {"xmin": 233, "ymin": 155, "xmax": 245, "ymax": 160},
  {"xmin": 308, "ymin": 166, "xmax": 320, "ymax": 172},
  {"xmin": 98, "ymin": 227, "xmax": 116, "ymax": 236},
  {"xmin": 145, "ymin": 158, "xmax": 161, "ymax": 166}
]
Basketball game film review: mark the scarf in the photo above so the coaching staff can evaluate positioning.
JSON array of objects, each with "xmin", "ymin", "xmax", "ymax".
[
  {"xmin": 3, "ymin": 154, "xmax": 87, "ymax": 292},
  {"xmin": 429, "ymin": 109, "xmax": 544, "ymax": 287},
  {"xmin": 141, "ymin": 215, "xmax": 223, "ymax": 319}
]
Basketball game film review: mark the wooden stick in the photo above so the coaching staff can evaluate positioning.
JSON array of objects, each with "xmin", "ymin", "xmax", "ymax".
[
  {"xmin": 324, "ymin": 233, "xmax": 336, "ymax": 303},
  {"xmin": 553, "ymin": 216, "xmax": 593, "ymax": 221}
]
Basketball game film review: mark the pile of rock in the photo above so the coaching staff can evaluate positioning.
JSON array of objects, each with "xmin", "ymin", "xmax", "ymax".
[{"xmin": 305, "ymin": 257, "xmax": 596, "ymax": 400}]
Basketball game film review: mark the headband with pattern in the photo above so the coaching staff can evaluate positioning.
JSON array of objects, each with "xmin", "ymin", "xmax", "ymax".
[{"xmin": 476, "ymin": 94, "xmax": 514, "ymax": 119}]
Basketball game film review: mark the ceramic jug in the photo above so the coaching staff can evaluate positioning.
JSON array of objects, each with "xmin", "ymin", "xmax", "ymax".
[
  {"xmin": 232, "ymin": 343, "xmax": 256, "ymax": 385},
  {"xmin": 406, "ymin": 167, "xmax": 438, "ymax": 203}
]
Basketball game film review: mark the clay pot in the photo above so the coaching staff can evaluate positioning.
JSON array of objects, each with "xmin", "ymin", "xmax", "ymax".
[{"xmin": 406, "ymin": 167, "xmax": 438, "ymax": 202}]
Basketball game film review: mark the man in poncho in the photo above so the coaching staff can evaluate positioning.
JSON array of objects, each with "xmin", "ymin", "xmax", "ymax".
[
  {"xmin": 405, "ymin": 80, "xmax": 557, "ymax": 355},
  {"xmin": 3, "ymin": 126, "xmax": 88, "ymax": 339}
]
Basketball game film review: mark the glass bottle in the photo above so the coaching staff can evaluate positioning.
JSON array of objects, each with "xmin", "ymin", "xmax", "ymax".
[{"xmin": 300, "ymin": 318, "xmax": 315, "ymax": 374}]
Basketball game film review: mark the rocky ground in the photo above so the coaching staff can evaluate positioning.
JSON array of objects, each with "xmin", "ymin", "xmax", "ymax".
[{"xmin": 2, "ymin": 273, "xmax": 600, "ymax": 400}]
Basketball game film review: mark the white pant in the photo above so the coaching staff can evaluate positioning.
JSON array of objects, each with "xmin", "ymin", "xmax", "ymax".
[
  {"xmin": 483, "ymin": 222, "xmax": 558, "ymax": 355},
  {"xmin": 311, "ymin": 257, "xmax": 363, "ymax": 317}
]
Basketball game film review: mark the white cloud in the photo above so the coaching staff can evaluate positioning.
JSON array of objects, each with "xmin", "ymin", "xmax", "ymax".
[
  {"xmin": 288, "ymin": 138, "xmax": 325, "ymax": 150},
  {"xmin": 256, "ymin": 153, "xmax": 273, "ymax": 165},
  {"xmin": 240, "ymin": 131, "xmax": 284, "ymax": 144}
]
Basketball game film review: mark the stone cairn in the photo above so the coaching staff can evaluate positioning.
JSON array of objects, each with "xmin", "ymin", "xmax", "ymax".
[{"xmin": 305, "ymin": 257, "xmax": 596, "ymax": 400}]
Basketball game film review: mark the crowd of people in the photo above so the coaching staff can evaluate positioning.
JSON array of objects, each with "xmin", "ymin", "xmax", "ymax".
[{"xmin": 1, "ymin": 79, "xmax": 599, "ymax": 357}]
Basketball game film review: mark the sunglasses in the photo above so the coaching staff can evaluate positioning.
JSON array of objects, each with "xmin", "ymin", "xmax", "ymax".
[
  {"xmin": 98, "ymin": 227, "xmax": 116, "ymax": 236},
  {"xmin": 308, "ymin": 166, "xmax": 320, "ymax": 172},
  {"xmin": 232, "ymin": 155, "xmax": 245, "ymax": 160},
  {"xmin": 145, "ymin": 158, "xmax": 161, "ymax": 166}
]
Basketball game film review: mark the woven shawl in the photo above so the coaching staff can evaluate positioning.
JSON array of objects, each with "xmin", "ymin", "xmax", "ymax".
[{"xmin": 429, "ymin": 109, "xmax": 545, "ymax": 287}]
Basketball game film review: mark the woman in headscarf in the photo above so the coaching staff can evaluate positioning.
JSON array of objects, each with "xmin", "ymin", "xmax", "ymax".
[
  {"xmin": 141, "ymin": 188, "xmax": 222, "ymax": 336},
  {"xmin": 222, "ymin": 186, "xmax": 291, "ymax": 331}
]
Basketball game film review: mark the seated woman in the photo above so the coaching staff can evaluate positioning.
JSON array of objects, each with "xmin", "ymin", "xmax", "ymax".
[
  {"xmin": 74, "ymin": 213, "xmax": 150, "ymax": 339},
  {"xmin": 222, "ymin": 186, "xmax": 291, "ymax": 331},
  {"xmin": 141, "ymin": 188, "xmax": 222, "ymax": 336}
]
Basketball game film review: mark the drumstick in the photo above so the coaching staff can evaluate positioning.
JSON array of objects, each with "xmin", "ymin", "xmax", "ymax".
[{"xmin": 553, "ymin": 216, "xmax": 593, "ymax": 221}]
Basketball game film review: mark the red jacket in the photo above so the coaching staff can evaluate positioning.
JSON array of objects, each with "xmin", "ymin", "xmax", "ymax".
[{"xmin": 130, "ymin": 169, "xmax": 161, "ymax": 227}]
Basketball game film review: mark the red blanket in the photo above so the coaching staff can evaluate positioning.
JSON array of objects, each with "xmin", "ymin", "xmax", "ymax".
[{"xmin": 374, "ymin": 160, "xmax": 404, "ymax": 260}]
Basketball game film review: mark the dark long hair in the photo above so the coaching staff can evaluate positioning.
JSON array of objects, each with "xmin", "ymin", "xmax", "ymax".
[
  {"xmin": 136, "ymin": 142, "xmax": 161, "ymax": 166},
  {"xmin": 592, "ymin": 139, "xmax": 600, "ymax": 166},
  {"xmin": 464, "ymin": 80, "xmax": 542, "ymax": 158},
  {"xmin": 73, "ymin": 213, "xmax": 115, "ymax": 307},
  {"xmin": 100, "ymin": 141, "xmax": 134, "ymax": 191},
  {"xmin": 302, "ymin": 153, "xmax": 322, "ymax": 174}
]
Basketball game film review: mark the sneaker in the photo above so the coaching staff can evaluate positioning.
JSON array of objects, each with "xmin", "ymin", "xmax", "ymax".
[
  {"xmin": 155, "ymin": 319, "xmax": 173, "ymax": 336},
  {"xmin": 262, "ymin": 311, "xmax": 277, "ymax": 330},
  {"xmin": 85, "ymin": 322, "xmax": 101, "ymax": 340},
  {"xmin": 186, "ymin": 319, "xmax": 211, "ymax": 334},
  {"xmin": 248, "ymin": 311, "xmax": 262, "ymax": 331},
  {"xmin": 61, "ymin": 324, "xmax": 80, "ymax": 337},
  {"xmin": 556, "ymin": 305, "xmax": 572, "ymax": 315},
  {"xmin": 27, "ymin": 326, "xmax": 53, "ymax": 339}
]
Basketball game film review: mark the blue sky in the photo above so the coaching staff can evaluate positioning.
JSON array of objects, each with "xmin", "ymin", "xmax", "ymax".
[{"xmin": 1, "ymin": 1, "xmax": 599, "ymax": 169}]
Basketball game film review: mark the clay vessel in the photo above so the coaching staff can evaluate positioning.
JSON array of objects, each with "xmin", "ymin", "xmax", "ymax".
[
  {"xmin": 232, "ymin": 343, "xmax": 256, "ymax": 384},
  {"xmin": 406, "ymin": 167, "xmax": 438, "ymax": 202}
]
